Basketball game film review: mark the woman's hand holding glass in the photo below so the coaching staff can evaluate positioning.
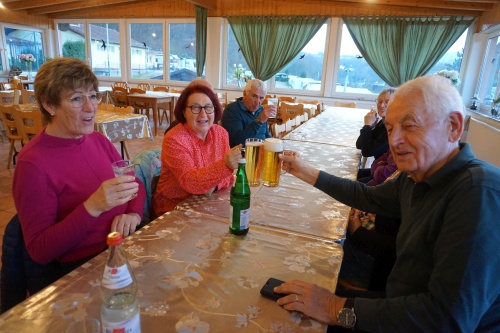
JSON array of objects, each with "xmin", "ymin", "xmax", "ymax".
[
  {"xmin": 83, "ymin": 176, "xmax": 139, "ymax": 217},
  {"xmin": 364, "ymin": 108, "xmax": 379, "ymax": 126},
  {"xmin": 224, "ymin": 144, "xmax": 243, "ymax": 170}
]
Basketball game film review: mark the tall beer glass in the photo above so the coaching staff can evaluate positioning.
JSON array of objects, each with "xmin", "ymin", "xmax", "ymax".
[
  {"xmin": 262, "ymin": 138, "xmax": 284, "ymax": 187},
  {"xmin": 245, "ymin": 138, "xmax": 264, "ymax": 186}
]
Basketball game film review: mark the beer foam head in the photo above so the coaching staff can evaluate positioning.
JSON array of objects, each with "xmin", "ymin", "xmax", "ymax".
[
  {"xmin": 246, "ymin": 139, "xmax": 264, "ymax": 147},
  {"xmin": 264, "ymin": 138, "xmax": 283, "ymax": 152}
]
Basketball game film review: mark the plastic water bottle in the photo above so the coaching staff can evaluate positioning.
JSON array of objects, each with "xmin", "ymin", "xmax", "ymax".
[
  {"xmin": 101, "ymin": 232, "xmax": 141, "ymax": 333},
  {"xmin": 229, "ymin": 157, "xmax": 251, "ymax": 235}
]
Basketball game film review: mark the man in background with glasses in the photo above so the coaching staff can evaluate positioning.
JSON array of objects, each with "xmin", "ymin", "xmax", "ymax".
[{"xmin": 221, "ymin": 79, "xmax": 276, "ymax": 147}]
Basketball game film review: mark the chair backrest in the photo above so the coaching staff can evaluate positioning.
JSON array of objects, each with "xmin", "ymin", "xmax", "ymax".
[
  {"xmin": 13, "ymin": 106, "xmax": 45, "ymax": 145},
  {"xmin": 169, "ymin": 87, "xmax": 184, "ymax": 93},
  {"xmin": 10, "ymin": 78, "xmax": 23, "ymax": 90},
  {"xmin": 112, "ymin": 86, "xmax": 129, "ymax": 107},
  {"xmin": 265, "ymin": 94, "xmax": 276, "ymax": 99},
  {"xmin": 466, "ymin": 118, "xmax": 500, "ymax": 167},
  {"xmin": 0, "ymin": 104, "xmax": 23, "ymax": 141},
  {"xmin": 129, "ymin": 87, "xmax": 146, "ymax": 94},
  {"xmin": 133, "ymin": 149, "xmax": 162, "ymax": 226},
  {"xmin": 153, "ymin": 86, "xmax": 169, "ymax": 92},
  {"xmin": 298, "ymin": 98, "xmax": 319, "ymax": 105},
  {"xmin": 137, "ymin": 83, "xmax": 151, "ymax": 91},
  {"xmin": 0, "ymin": 90, "xmax": 20, "ymax": 105},
  {"xmin": 112, "ymin": 81, "xmax": 129, "ymax": 90},
  {"xmin": 1, "ymin": 214, "xmax": 59, "ymax": 314},
  {"xmin": 334, "ymin": 101, "xmax": 356, "ymax": 108},
  {"xmin": 217, "ymin": 92, "xmax": 228, "ymax": 107},
  {"xmin": 18, "ymin": 75, "xmax": 29, "ymax": 80},
  {"xmin": 280, "ymin": 102, "xmax": 304, "ymax": 132},
  {"xmin": 2, "ymin": 83, "xmax": 15, "ymax": 91},
  {"xmin": 21, "ymin": 89, "xmax": 36, "ymax": 104},
  {"xmin": 278, "ymin": 96, "xmax": 296, "ymax": 103}
]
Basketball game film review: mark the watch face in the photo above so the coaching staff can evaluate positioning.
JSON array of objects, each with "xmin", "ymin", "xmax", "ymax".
[{"xmin": 338, "ymin": 308, "xmax": 356, "ymax": 328}]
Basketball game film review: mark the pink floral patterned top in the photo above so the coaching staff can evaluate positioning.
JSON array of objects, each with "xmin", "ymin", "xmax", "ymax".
[{"xmin": 153, "ymin": 123, "xmax": 234, "ymax": 216}]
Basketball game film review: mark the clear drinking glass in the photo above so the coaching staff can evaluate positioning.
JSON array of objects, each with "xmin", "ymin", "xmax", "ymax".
[{"xmin": 245, "ymin": 138, "xmax": 264, "ymax": 186}]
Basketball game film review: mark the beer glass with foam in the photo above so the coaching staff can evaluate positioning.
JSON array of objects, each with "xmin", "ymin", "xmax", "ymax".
[
  {"xmin": 262, "ymin": 138, "xmax": 284, "ymax": 187},
  {"xmin": 245, "ymin": 138, "xmax": 264, "ymax": 186}
]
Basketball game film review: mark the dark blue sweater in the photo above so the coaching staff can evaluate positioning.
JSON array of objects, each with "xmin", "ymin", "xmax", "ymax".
[
  {"xmin": 315, "ymin": 143, "xmax": 500, "ymax": 332},
  {"xmin": 220, "ymin": 97, "xmax": 271, "ymax": 147}
]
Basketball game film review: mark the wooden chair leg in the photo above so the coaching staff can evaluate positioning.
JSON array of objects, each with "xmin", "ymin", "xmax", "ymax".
[
  {"xmin": 7, "ymin": 140, "xmax": 15, "ymax": 169},
  {"xmin": 123, "ymin": 142, "xmax": 130, "ymax": 160}
]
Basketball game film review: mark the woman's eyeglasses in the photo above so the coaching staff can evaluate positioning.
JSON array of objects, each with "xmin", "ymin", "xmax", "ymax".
[
  {"xmin": 186, "ymin": 104, "xmax": 214, "ymax": 114},
  {"xmin": 69, "ymin": 92, "xmax": 103, "ymax": 108}
]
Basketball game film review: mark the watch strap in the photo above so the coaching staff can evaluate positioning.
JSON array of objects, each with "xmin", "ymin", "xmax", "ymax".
[{"xmin": 344, "ymin": 298, "xmax": 355, "ymax": 309}]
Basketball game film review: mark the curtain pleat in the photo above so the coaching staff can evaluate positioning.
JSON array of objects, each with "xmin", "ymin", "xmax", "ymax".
[{"xmin": 195, "ymin": 5, "xmax": 207, "ymax": 77}]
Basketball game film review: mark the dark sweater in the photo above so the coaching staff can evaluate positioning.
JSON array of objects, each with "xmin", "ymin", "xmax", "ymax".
[{"xmin": 315, "ymin": 143, "xmax": 500, "ymax": 332}]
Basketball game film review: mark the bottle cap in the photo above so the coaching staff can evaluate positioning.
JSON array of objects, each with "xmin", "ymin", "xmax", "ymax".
[
  {"xmin": 107, "ymin": 232, "xmax": 123, "ymax": 246},
  {"xmin": 239, "ymin": 158, "xmax": 246, "ymax": 164}
]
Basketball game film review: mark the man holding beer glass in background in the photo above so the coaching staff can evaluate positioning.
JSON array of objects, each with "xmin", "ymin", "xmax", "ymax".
[{"xmin": 221, "ymin": 79, "xmax": 277, "ymax": 148}]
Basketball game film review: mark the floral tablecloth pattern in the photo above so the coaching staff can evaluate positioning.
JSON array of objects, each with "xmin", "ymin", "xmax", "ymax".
[{"xmin": 0, "ymin": 210, "xmax": 342, "ymax": 333}]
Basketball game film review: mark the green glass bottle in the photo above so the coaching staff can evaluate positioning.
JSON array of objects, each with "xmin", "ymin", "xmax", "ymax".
[{"xmin": 230, "ymin": 157, "xmax": 251, "ymax": 235}]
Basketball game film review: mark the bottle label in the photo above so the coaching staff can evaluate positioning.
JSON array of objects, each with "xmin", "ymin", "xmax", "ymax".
[
  {"xmin": 230, "ymin": 206, "xmax": 250, "ymax": 230},
  {"xmin": 102, "ymin": 311, "xmax": 141, "ymax": 333},
  {"xmin": 102, "ymin": 264, "xmax": 133, "ymax": 289}
]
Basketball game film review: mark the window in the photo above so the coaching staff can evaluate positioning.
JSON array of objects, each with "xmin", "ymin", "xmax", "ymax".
[
  {"xmin": 89, "ymin": 23, "xmax": 121, "ymax": 77},
  {"xmin": 476, "ymin": 34, "xmax": 500, "ymax": 108},
  {"xmin": 4, "ymin": 26, "xmax": 45, "ymax": 77},
  {"xmin": 129, "ymin": 23, "xmax": 164, "ymax": 81},
  {"xmin": 57, "ymin": 23, "xmax": 86, "ymax": 62},
  {"xmin": 272, "ymin": 24, "xmax": 327, "ymax": 92},
  {"xmin": 427, "ymin": 29, "xmax": 468, "ymax": 75},
  {"xmin": 225, "ymin": 25, "xmax": 253, "ymax": 88},
  {"xmin": 338, "ymin": 24, "xmax": 386, "ymax": 95},
  {"xmin": 169, "ymin": 23, "xmax": 196, "ymax": 82}
]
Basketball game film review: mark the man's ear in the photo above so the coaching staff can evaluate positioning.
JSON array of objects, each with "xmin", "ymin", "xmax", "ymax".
[{"xmin": 448, "ymin": 111, "xmax": 464, "ymax": 143}]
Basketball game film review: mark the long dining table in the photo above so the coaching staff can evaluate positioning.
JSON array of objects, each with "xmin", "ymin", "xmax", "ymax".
[
  {"xmin": 127, "ymin": 91, "xmax": 180, "ymax": 136},
  {"xmin": 0, "ymin": 106, "xmax": 366, "ymax": 332}
]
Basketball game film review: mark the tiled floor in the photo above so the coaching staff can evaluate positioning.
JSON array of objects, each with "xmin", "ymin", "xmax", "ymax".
[{"xmin": 0, "ymin": 118, "xmax": 167, "ymax": 269}]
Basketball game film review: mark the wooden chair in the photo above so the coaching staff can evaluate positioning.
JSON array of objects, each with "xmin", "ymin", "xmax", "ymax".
[
  {"xmin": 112, "ymin": 86, "xmax": 129, "ymax": 107},
  {"xmin": 18, "ymin": 75, "xmax": 29, "ymax": 80},
  {"xmin": 217, "ymin": 92, "xmax": 228, "ymax": 108},
  {"xmin": 0, "ymin": 104, "xmax": 24, "ymax": 168},
  {"xmin": 112, "ymin": 82, "xmax": 129, "ymax": 90},
  {"xmin": 21, "ymin": 90, "xmax": 36, "ymax": 104},
  {"xmin": 13, "ymin": 105, "xmax": 44, "ymax": 145},
  {"xmin": 128, "ymin": 88, "xmax": 150, "ymax": 119},
  {"xmin": 137, "ymin": 83, "xmax": 151, "ymax": 91},
  {"xmin": 278, "ymin": 96, "xmax": 296, "ymax": 103},
  {"xmin": 280, "ymin": 102, "xmax": 303, "ymax": 134},
  {"xmin": 169, "ymin": 87, "xmax": 184, "ymax": 94},
  {"xmin": 334, "ymin": 101, "xmax": 356, "ymax": 108},
  {"xmin": 265, "ymin": 94, "xmax": 276, "ymax": 99},
  {"xmin": 0, "ymin": 90, "xmax": 21, "ymax": 105},
  {"xmin": 297, "ymin": 98, "xmax": 319, "ymax": 105},
  {"xmin": 10, "ymin": 78, "xmax": 23, "ymax": 90},
  {"xmin": 153, "ymin": 86, "xmax": 173, "ymax": 125}
]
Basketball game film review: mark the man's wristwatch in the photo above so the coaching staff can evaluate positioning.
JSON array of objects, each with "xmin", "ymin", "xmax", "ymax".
[{"xmin": 337, "ymin": 298, "xmax": 356, "ymax": 329}]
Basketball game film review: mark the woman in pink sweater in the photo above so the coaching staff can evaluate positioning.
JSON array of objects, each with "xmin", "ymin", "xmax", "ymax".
[{"xmin": 12, "ymin": 58, "xmax": 146, "ymax": 284}]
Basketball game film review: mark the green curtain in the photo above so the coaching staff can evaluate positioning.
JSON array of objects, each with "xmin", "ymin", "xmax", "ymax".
[
  {"xmin": 343, "ymin": 16, "xmax": 473, "ymax": 87},
  {"xmin": 195, "ymin": 5, "xmax": 207, "ymax": 77},
  {"xmin": 228, "ymin": 16, "xmax": 327, "ymax": 82}
]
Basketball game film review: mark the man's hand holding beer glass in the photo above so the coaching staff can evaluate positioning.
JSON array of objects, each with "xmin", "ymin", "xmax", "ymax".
[{"xmin": 257, "ymin": 104, "xmax": 277, "ymax": 122}]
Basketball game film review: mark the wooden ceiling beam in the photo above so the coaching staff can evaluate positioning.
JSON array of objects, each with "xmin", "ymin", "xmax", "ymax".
[
  {"xmin": 5, "ymin": 0, "xmax": 80, "ymax": 11},
  {"xmin": 320, "ymin": 0, "xmax": 493, "ymax": 12},
  {"xmin": 27, "ymin": 0, "xmax": 142, "ymax": 15},
  {"xmin": 184, "ymin": 0, "xmax": 217, "ymax": 10}
]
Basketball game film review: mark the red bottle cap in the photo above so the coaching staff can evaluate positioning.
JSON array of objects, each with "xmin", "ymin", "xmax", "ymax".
[{"xmin": 107, "ymin": 232, "xmax": 123, "ymax": 246}]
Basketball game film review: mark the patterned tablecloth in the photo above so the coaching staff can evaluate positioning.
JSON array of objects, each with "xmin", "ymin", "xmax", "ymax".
[
  {"xmin": 284, "ymin": 107, "xmax": 367, "ymax": 147},
  {"xmin": 176, "ymin": 141, "xmax": 360, "ymax": 241},
  {"xmin": 95, "ymin": 110, "xmax": 153, "ymax": 143},
  {"xmin": 0, "ymin": 210, "xmax": 342, "ymax": 333}
]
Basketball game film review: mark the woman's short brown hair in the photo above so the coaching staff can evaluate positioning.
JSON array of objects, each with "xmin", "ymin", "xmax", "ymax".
[
  {"xmin": 174, "ymin": 85, "xmax": 222, "ymax": 124},
  {"xmin": 34, "ymin": 58, "xmax": 99, "ymax": 123}
]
